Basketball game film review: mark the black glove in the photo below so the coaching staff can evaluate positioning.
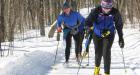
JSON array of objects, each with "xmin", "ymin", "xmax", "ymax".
[
  {"xmin": 119, "ymin": 37, "xmax": 124, "ymax": 48},
  {"xmin": 85, "ymin": 27, "xmax": 93, "ymax": 39},
  {"xmin": 101, "ymin": 29, "xmax": 110, "ymax": 38},
  {"xmin": 70, "ymin": 28, "xmax": 78, "ymax": 35}
]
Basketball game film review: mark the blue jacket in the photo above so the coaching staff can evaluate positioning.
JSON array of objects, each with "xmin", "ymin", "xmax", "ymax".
[
  {"xmin": 93, "ymin": 13, "xmax": 115, "ymax": 37},
  {"xmin": 85, "ymin": 6, "xmax": 123, "ymax": 38},
  {"xmin": 57, "ymin": 10, "xmax": 85, "ymax": 32}
]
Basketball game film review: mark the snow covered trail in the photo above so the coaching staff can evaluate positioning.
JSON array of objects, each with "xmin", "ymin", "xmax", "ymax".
[
  {"xmin": 0, "ymin": 33, "xmax": 65, "ymax": 75},
  {"xmin": 0, "ymin": 51, "xmax": 54, "ymax": 75},
  {"xmin": 47, "ymin": 29, "xmax": 140, "ymax": 75},
  {"xmin": 0, "ymin": 29, "xmax": 140, "ymax": 75}
]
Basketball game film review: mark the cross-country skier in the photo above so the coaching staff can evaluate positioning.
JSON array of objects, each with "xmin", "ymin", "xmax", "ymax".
[
  {"xmin": 85, "ymin": 0, "xmax": 125, "ymax": 75},
  {"xmin": 56, "ymin": 2, "xmax": 85, "ymax": 64},
  {"xmin": 82, "ymin": 27, "xmax": 93, "ymax": 58},
  {"xmin": 48, "ymin": 0, "xmax": 77, "ymax": 38}
]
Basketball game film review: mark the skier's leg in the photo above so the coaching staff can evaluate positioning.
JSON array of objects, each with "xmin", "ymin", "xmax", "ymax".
[
  {"xmin": 65, "ymin": 33, "xmax": 72, "ymax": 62},
  {"xmin": 86, "ymin": 33, "xmax": 93, "ymax": 53},
  {"xmin": 83, "ymin": 33, "xmax": 92, "ymax": 58},
  {"xmin": 79, "ymin": 32, "xmax": 84, "ymax": 54},
  {"xmin": 92, "ymin": 33, "xmax": 103, "ymax": 75},
  {"xmin": 73, "ymin": 33, "xmax": 81, "ymax": 61},
  {"xmin": 93, "ymin": 33, "xmax": 103, "ymax": 67},
  {"xmin": 103, "ymin": 35, "xmax": 114, "ymax": 74}
]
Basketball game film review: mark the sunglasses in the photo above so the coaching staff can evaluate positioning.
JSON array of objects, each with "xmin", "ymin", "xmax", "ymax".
[
  {"xmin": 101, "ymin": 1, "xmax": 113, "ymax": 9},
  {"xmin": 102, "ymin": 7, "xmax": 112, "ymax": 9}
]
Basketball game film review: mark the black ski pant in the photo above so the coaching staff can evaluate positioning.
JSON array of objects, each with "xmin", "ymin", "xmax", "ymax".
[
  {"xmin": 65, "ymin": 32, "xmax": 80, "ymax": 62},
  {"xmin": 79, "ymin": 31, "xmax": 85, "ymax": 54},
  {"xmin": 92, "ymin": 33, "xmax": 115, "ymax": 74}
]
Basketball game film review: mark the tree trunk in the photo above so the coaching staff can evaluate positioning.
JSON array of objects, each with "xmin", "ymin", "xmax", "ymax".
[
  {"xmin": 0, "ymin": 0, "xmax": 5, "ymax": 43},
  {"xmin": 39, "ymin": 0, "xmax": 45, "ymax": 36}
]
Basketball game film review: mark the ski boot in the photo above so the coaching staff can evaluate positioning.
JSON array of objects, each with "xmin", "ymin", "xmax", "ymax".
[
  {"xmin": 63, "ymin": 61, "xmax": 69, "ymax": 67},
  {"xmin": 94, "ymin": 67, "xmax": 100, "ymax": 75},
  {"xmin": 82, "ymin": 51, "xmax": 88, "ymax": 58}
]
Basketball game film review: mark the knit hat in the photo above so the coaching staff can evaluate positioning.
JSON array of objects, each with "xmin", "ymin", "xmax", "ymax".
[{"xmin": 62, "ymin": 2, "xmax": 70, "ymax": 9}]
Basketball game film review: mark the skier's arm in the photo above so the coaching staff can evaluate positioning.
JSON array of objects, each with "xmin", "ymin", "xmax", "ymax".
[
  {"xmin": 56, "ymin": 15, "xmax": 63, "ymax": 32},
  {"xmin": 56, "ymin": 15, "xmax": 63, "ymax": 28},
  {"xmin": 114, "ymin": 9, "xmax": 124, "ymax": 39},
  {"xmin": 114, "ymin": 9, "xmax": 125, "ymax": 48},
  {"xmin": 85, "ymin": 9, "xmax": 97, "ymax": 27},
  {"xmin": 77, "ymin": 12, "xmax": 85, "ymax": 29}
]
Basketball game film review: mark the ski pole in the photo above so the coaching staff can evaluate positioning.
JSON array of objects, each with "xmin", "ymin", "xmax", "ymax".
[
  {"xmin": 121, "ymin": 48, "xmax": 127, "ymax": 73},
  {"xmin": 53, "ymin": 32, "xmax": 60, "ymax": 65},
  {"xmin": 77, "ymin": 55, "xmax": 84, "ymax": 75}
]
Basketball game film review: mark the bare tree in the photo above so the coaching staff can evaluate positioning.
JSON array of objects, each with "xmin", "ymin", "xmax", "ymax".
[
  {"xmin": 0, "ymin": 0, "xmax": 5, "ymax": 54},
  {"xmin": 39, "ymin": 0, "xmax": 45, "ymax": 36}
]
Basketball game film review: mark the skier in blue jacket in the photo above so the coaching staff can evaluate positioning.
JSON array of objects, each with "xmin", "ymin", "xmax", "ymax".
[
  {"xmin": 85, "ymin": 0, "xmax": 125, "ymax": 75},
  {"xmin": 56, "ymin": 2, "xmax": 85, "ymax": 64},
  {"xmin": 82, "ymin": 27, "xmax": 93, "ymax": 58}
]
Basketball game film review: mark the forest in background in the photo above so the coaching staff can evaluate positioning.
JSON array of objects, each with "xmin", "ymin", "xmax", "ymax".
[{"xmin": 0, "ymin": 0, "xmax": 140, "ymax": 44}]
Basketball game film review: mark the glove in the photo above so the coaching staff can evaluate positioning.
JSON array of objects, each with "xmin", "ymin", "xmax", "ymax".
[
  {"xmin": 87, "ymin": 27, "xmax": 93, "ymax": 32},
  {"xmin": 70, "ymin": 28, "xmax": 78, "ymax": 35},
  {"xmin": 101, "ymin": 30, "xmax": 110, "ymax": 38},
  {"xmin": 57, "ymin": 27, "xmax": 62, "ymax": 33},
  {"xmin": 85, "ymin": 27, "xmax": 93, "ymax": 39},
  {"xmin": 119, "ymin": 37, "xmax": 124, "ymax": 48}
]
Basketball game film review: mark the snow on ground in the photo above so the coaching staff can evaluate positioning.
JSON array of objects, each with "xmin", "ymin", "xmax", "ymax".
[
  {"xmin": 0, "ymin": 8, "xmax": 140, "ymax": 75},
  {"xmin": 0, "ymin": 28, "xmax": 140, "ymax": 75},
  {"xmin": 0, "ymin": 30, "xmax": 64, "ymax": 75}
]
